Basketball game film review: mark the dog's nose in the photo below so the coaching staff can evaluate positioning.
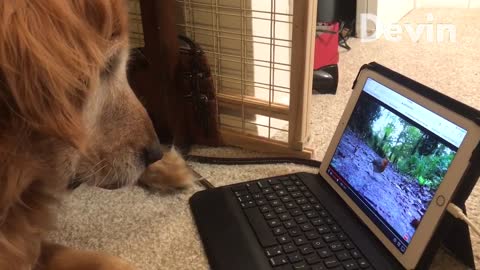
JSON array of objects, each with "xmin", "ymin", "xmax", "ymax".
[{"xmin": 143, "ymin": 144, "xmax": 163, "ymax": 166}]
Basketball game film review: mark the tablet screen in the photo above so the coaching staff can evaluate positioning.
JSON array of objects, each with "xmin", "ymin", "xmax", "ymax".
[{"xmin": 326, "ymin": 78, "xmax": 467, "ymax": 253}]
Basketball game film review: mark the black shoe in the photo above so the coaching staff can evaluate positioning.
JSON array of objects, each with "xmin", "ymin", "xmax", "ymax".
[{"xmin": 313, "ymin": 64, "xmax": 338, "ymax": 94}]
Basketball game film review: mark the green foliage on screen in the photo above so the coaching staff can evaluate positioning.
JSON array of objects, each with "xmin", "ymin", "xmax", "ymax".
[{"xmin": 350, "ymin": 94, "xmax": 456, "ymax": 190}]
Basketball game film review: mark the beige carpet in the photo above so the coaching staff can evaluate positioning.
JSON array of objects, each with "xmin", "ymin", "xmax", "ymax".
[{"xmin": 49, "ymin": 8, "xmax": 479, "ymax": 269}]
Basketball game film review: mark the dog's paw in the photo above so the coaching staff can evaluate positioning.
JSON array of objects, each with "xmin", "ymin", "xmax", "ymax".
[{"xmin": 139, "ymin": 148, "xmax": 194, "ymax": 190}]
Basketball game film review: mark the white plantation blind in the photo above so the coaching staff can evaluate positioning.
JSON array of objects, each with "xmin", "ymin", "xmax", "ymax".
[{"xmin": 129, "ymin": 0, "xmax": 316, "ymax": 157}]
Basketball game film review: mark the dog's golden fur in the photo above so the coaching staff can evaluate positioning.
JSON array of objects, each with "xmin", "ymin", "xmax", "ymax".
[{"xmin": 0, "ymin": 1, "xmax": 191, "ymax": 269}]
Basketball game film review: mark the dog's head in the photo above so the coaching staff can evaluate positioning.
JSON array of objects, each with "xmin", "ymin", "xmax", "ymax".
[{"xmin": 0, "ymin": 0, "xmax": 162, "ymax": 191}]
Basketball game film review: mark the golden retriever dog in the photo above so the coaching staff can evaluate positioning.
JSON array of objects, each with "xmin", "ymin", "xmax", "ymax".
[{"xmin": 0, "ymin": 1, "xmax": 192, "ymax": 269}]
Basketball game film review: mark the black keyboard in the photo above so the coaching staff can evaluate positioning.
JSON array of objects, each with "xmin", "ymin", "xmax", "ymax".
[{"xmin": 232, "ymin": 174, "xmax": 373, "ymax": 270}]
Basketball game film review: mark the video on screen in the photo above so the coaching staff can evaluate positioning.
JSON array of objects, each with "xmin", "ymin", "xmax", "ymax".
[{"xmin": 330, "ymin": 93, "xmax": 457, "ymax": 244}]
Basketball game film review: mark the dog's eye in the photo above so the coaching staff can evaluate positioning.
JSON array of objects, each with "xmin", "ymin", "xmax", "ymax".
[{"xmin": 101, "ymin": 55, "xmax": 120, "ymax": 78}]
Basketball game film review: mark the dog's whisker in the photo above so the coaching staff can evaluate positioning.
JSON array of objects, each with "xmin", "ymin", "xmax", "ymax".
[
  {"xmin": 74, "ymin": 159, "xmax": 109, "ymax": 182},
  {"xmin": 96, "ymin": 167, "xmax": 113, "ymax": 187},
  {"xmin": 76, "ymin": 163, "xmax": 108, "ymax": 182},
  {"xmin": 77, "ymin": 158, "xmax": 105, "ymax": 174}
]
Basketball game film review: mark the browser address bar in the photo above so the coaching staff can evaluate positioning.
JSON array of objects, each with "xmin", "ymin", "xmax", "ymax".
[{"xmin": 362, "ymin": 78, "xmax": 466, "ymax": 148}]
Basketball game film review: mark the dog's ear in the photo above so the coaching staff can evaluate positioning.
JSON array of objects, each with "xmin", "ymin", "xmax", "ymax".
[
  {"xmin": 0, "ymin": 0, "xmax": 127, "ymax": 148},
  {"xmin": 73, "ymin": 0, "xmax": 129, "ymax": 41}
]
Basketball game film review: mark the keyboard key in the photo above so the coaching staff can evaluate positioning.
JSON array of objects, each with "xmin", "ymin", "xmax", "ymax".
[
  {"xmin": 357, "ymin": 259, "xmax": 369, "ymax": 269},
  {"xmin": 269, "ymin": 255, "xmax": 288, "ymax": 267},
  {"xmin": 306, "ymin": 231, "xmax": 320, "ymax": 240},
  {"xmin": 343, "ymin": 260, "xmax": 359, "ymax": 270},
  {"xmin": 274, "ymin": 206, "xmax": 287, "ymax": 214},
  {"xmin": 324, "ymin": 257, "xmax": 340, "ymax": 268},
  {"xmin": 317, "ymin": 226, "xmax": 331, "ymax": 234},
  {"xmin": 312, "ymin": 239, "xmax": 326, "ymax": 249},
  {"xmin": 300, "ymin": 223, "xmax": 314, "ymax": 231},
  {"xmin": 284, "ymin": 221, "xmax": 296, "ymax": 229},
  {"xmin": 244, "ymin": 207, "xmax": 277, "ymax": 247},
  {"xmin": 304, "ymin": 191, "xmax": 313, "ymax": 197},
  {"xmin": 325, "ymin": 218, "xmax": 334, "ymax": 225},
  {"xmin": 293, "ymin": 262, "xmax": 309, "ymax": 269},
  {"xmin": 330, "ymin": 225, "xmax": 341, "ymax": 232},
  {"xmin": 306, "ymin": 253, "xmax": 322, "ymax": 265},
  {"xmin": 290, "ymin": 209, "xmax": 302, "ymax": 217},
  {"xmin": 301, "ymin": 204, "xmax": 313, "ymax": 211},
  {"xmin": 287, "ymin": 186, "xmax": 298, "ymax": 192},
  {"xmin": 309, "ymin": 198, "xmax": 318, "ymax": 204},
  {"xmin": 266, "ymin": 194, "xmax": 278, "ymax": 201},
  {"xmin": 317, "ymin": 248, "xmax": 332, "ymax": 258},
  {"xmin": 279, "ymin": 213, "xmax": 292, "ymax": 221},
  {"xmin": 234, "ymin": 190, "xmax": 248, "ymax": 197},
  {"xmin": 291, "ymin": 192, "xmax": 302, "ymax": 198},
  {"xmin": 256, "ymin": 199, "xmax": 266, "ymax": 206},
  {"xmin": 343, "ymin": 241, "xmax": 354, "ymax": 250},
  {"xmin": 337, "ymin": 233, "xmax": 347, "ymax": 241},
  {"xmin": 263, "ymin": 188, "xmax": 273, "ymax": 194},
  {"xmin": 313, "ymin": 204, "xmax": 322, "ymax": 210},
  {"xmin": 290, "ymin": 175, "xmax": 300, "ymax": 180},
  {"xmin": 278, "ymin": 235, "xmax": 292, "ymax": 244},
  {"xmin": 295, "ymin": 215, "xmax": 308, "ymax": 224},
  {"xmin": 294, "ymin": 180, "xmax": 302, "ymax": 185},
  {"xmin": 312, "ymin": 218, "xmax": 324, "ymax": 226},
  {"xmin": 271, "ymin": 200, "xmax": 281, "ymax": 207},
  {"xmin": 283, "ymin": 243, "xmax": 297, "ymax": 253},
  {"xmin": 264, "ymin": 212, "xmax": 276, "ymax": 220},
  {"xmin": 323, "ymin": 234, "xmax": 337, "ymax": 243},
  {"xmin": 336, "ymin": 251, "xmax": 351, "ymax": 261},
  {"xmin": 258, "ymin": 180, "xmax": 270, "ymax": 188},
  {"xmin": 238, "ymin": 195, "xmax": 252, "ymax": 202},
  {"xmin": 288, "ymin": 252, "xmax": 303, "ymax": 263},
  {"xmin": 277, "ymin": 190, "xmax": 288, "ymax": 197},
  {"xmin": 241, "ymin": 201, "xmax": 255, "ymax": 208},
  {"xmin": 269, "ymin": 178, "xmax": 280, "ymax": 185},
  {"xmin": 273, "ymin": 227, "xmax": 286, "ymax": 235},
  {"xmin": 292, "ymin": 197, "xmax": 308, "ymax": 205},
  {"xmin": 282, "ymin": 179, "xmax": 294, "ymax": 186},
  {"xmin": 350, "ymin": 249, "xmax": 362, "ymax": 259},
  {"xmin": 268, "ymin": 219, "xmax": 281, "ymax": 227},
  {"xmin": 253, "ymin": 193, "xmax": 263, "ymax": 199},
  {"xmin": 299, "ymin": 185, "xmax": 308, "ymax": 191},
  {"xmin": 285, "ymin": 202, "xmax": 296, "ymax": 209},
  {"xmin": 278, "ymin": 213, "xmax": 292, "ymax": 221},
  {"xmin": 246, "ymin": 183, "xmax": 261, "ymax": 194},
  {"xmin": 319, "ymin": 210, "xmax": 329, "ymax": 217},
  {"xmin": 289, "ymin": 228, "xmax": 301, "ymax": 237},
  {"xmin": 312, "ymin": 264, "xmax": 327, "ymax": 270},
  {"xmin": 265, "ymin": 246, "xmax": 283, "ymax": 257},
  {"xmin": 272, "ymin": 184, "xmax": 283, "ymax": 190},
  {"xmin": 280, "ymin": 195, "xmax": 292, "ymax": 202},
  {"xmin": 293, "ymin": 236, "xmax": 307, "ymax": 246},
  {"xmin": 299, "ymin": 244, "xmax": 314, "ymax": 255},
  {"xmin": 329, "ymin": 242, "xmax": 344, "ymax": 252},
  {"xmin": 305, "ymin": 211, "xmax": 318, "ymax": 218},
  {"xmin": 260, "ymin": 205, "xmax": 271, "ymax": 213}
]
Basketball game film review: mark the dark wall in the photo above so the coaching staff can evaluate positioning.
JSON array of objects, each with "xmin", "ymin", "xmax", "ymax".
[
  {"xmin": 317, "ymin": 0, "xmax": 357, "ymax": 34},
  {"xmin": 338, "ymin": 0, "xmax": 357, "ymax": 35}
]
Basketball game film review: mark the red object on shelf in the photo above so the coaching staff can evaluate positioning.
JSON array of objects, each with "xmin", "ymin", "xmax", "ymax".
[{"xmin": 314, "ymin": 22, "xmax": 339, "ymax": 70}]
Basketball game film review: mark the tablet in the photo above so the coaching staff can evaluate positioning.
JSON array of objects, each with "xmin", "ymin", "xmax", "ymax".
[{"xmin": 319, "ymin": 68, "xmax": 480, "ymax": 269}]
